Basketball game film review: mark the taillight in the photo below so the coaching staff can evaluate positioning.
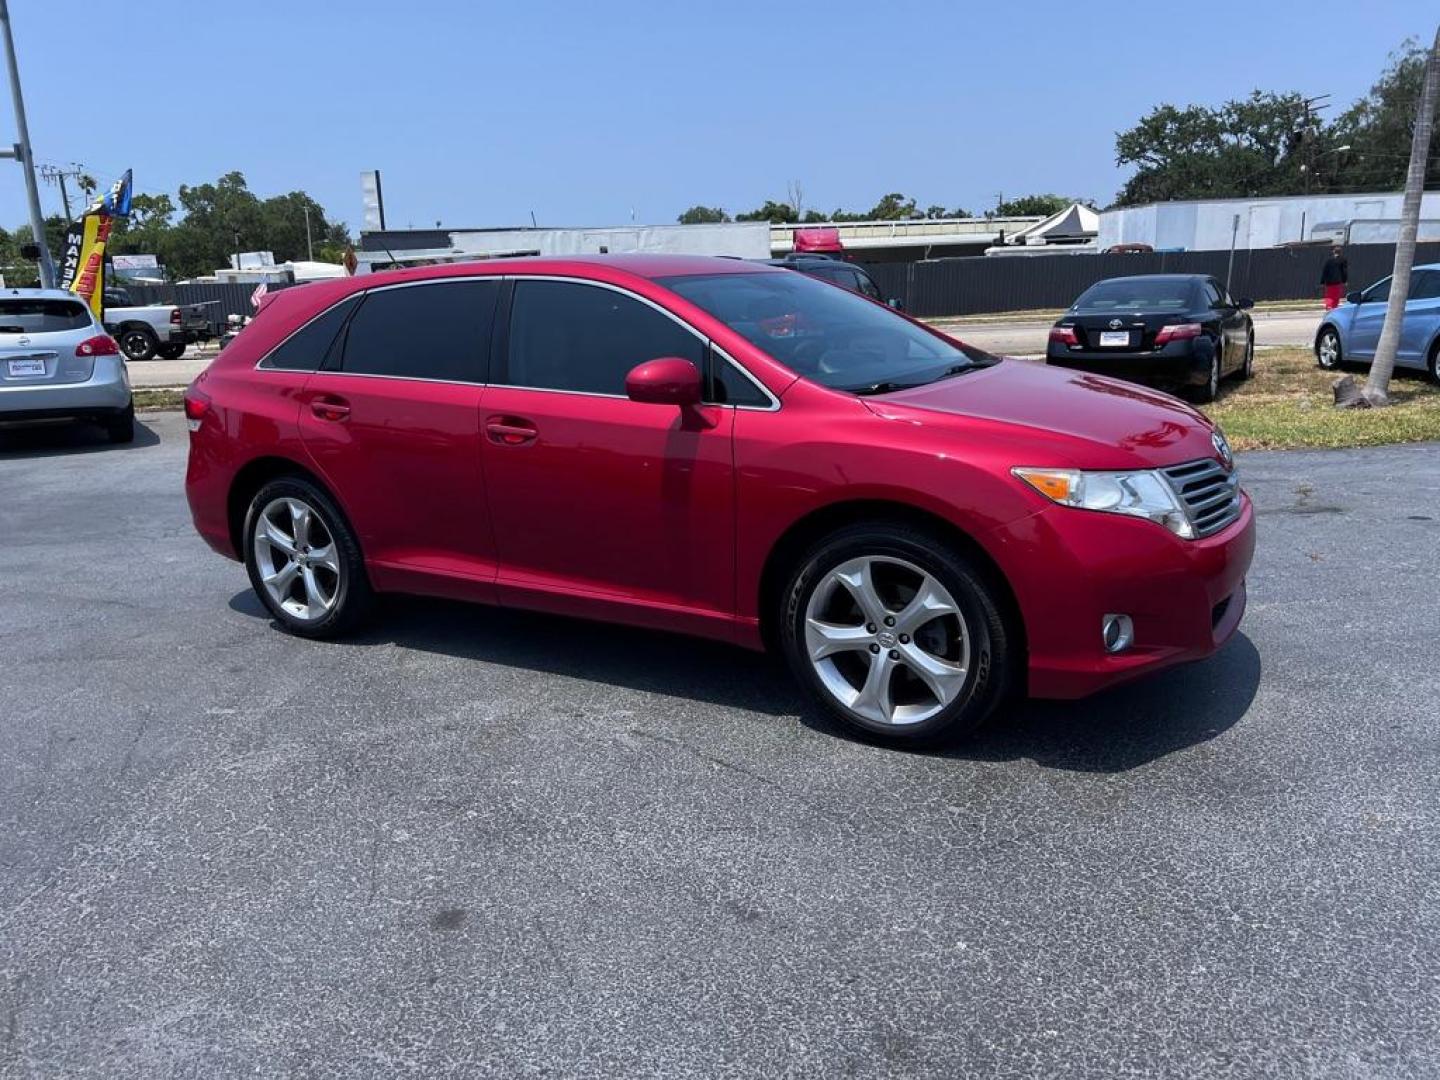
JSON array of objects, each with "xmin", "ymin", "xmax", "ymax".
[
  {"xmin": 170, "ymin": 308, "xmax": 182, "ymax": 325},
  {"xmin": 184, "ymin": 386, "xmax": 211, "ymax": 432},
  {"xmin": 1154, "ymin": 322, "xmax": 1203, "ymax": 346},
  {"xmin": 75, "ymin": 334, "xmax": 120, "ymax": 357},
  {"xmin": 1049, "ymin": 325, "xmax": 1078, "ymax": 346}
]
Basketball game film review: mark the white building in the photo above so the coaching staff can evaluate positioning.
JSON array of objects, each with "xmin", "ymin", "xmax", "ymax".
[{"xmin": 1098, "ymin": 191, "xmax": 1440, "ymax": 252}]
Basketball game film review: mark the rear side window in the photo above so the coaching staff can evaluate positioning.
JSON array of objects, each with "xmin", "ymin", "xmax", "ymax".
[
  {"xmin": 501, "ymin": 280, "xmax": 704, "ymax": 395},
  {"xmin": 339, "ymin": 280, "xmax": 500, "ymax": 382},
  {"xmin": 1410, "ymin": 270, "xmax": 1440, "ymax": 301},
  {"xmin": 0, "ymin": 299, "xmax": 92, "ymax": 334},
  {"xmin": 261, "ymin": 295, "xmax": 360, "ymax": 371},
  {"xmin": 854, "ymin": 270, "xmax": 883, "ymax": 301}
]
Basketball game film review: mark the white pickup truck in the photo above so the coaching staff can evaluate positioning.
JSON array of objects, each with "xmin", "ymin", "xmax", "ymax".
[{"xmin": 101, "ymin": 286, "xmax": 214, "ymax": 361}]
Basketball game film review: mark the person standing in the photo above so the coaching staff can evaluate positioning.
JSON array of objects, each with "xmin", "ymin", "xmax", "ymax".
[{"xmin": 1321, "ymin": 245, "xmax": 1349, "ymax": 309}]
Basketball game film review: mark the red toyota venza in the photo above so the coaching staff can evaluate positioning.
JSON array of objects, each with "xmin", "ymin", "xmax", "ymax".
[{"xmin": 185, "ymin": 255, "xmax": 1254, "ymax": 746}]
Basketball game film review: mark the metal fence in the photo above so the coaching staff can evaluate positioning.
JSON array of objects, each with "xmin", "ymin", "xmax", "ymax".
[
  {"xmin": 861, "ymin": 242, "xmax": 1440, "ymax": 318},
  {"xmin": 121, "ymin": 282, "xmax": 293, "ymax": 334}
]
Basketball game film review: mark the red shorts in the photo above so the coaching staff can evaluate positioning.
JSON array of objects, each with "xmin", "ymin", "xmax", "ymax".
[{"xmin": 1324, "ymin": 283, "xmax": 1345, "ymax": 309}]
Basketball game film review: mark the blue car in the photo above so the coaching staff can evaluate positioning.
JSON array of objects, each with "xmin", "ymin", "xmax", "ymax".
[{"xmin": 1315, "ymin": 263, "xmax": 1440, "ymax": 380}]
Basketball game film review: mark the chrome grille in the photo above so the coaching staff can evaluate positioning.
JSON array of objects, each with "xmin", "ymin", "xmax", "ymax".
[{"xmin": 1162, "ymin": 458, "xmax": 1242, "ymax": 538}]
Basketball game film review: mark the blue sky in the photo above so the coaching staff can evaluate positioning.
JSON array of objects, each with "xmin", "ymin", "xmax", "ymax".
[{"xmin": 1, "ymin": 0, "xmax": 1434, "ymax": 234}]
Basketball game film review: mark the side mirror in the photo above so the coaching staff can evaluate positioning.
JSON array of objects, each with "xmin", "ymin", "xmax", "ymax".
[
  {"xmin": 1236, "ymin": 297, "xmax": 1255, "ymax": 310},
  {"xmin": 625, "ymin": 357, "xmax": 702, "ymax": 407},
  {"xmin": 1345, "ymin": 290, "xmax": 1363, "ymax": 305},
  {"xmin": 886, "ymin": 297, "xmax": 905, "ymax": 311}
]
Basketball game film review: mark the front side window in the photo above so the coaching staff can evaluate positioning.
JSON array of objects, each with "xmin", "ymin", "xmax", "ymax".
[
  {"xmin": 660, "ymin": 270, "xmax": 985, "ymax": 394},
  {"xmin": 262, "ymin": 295, "xmax": 359, "ymax": 371},
  {"xmin": 501, "ymin": 280, "xmax": 705, "ymax": 395},
  {"xmin": 339, "ymin": 280, "xmax": 499, "ymax": 382},
  {"xmin": 1363, "ymin": 277, "xmax": 1391, "ymax": 304},
  {"xmin": 854, "ymin": 270, "xmax": 883, "ymax": 301},
  {"xmin": 0, "ymin": 299, "xmax": 92, "ymax": 334}
]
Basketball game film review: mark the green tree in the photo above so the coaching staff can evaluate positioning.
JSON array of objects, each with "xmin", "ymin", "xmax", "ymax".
[
  {"xmin": 676, "ymin": 205, "xmax": 731, "ymax": 224},
  {"xmin": 994, "ymin": 193, "xmax": 1077, "ymax": 217},
  {"xmin": 736, "ymin": 200, "xmax": 797, "ymax": 223},
  {"xmin": 1114, "ymin": 90, "xmax": 1314, "ymax": 205},
  {"xmin": 1332, "ymin": 37, "xmax": 1440, "ymax": 192}
]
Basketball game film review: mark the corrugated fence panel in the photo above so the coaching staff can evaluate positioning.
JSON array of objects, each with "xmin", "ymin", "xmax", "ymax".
[
  {"xmin": 122, "ymin": 282, "xmax": 293, "ymax": 334},
  {"xmin": 861, "ymin": 242, "xmax": 1440, "ymax": 318}
]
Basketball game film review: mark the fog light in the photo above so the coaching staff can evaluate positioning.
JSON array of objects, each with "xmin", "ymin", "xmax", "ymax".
[{"xmin": 1102, "ymin": 614, "xmax": 1134, "ymax": 654}]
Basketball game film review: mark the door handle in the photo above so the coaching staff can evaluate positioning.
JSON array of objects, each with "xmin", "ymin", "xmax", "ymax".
[
  {"xmin": 310, "ymin": 396, "xmax": 351, "ymax": 422},
  {"xmin": 485, "ymin": 416, "xmax": 538, "ymax": 446}
]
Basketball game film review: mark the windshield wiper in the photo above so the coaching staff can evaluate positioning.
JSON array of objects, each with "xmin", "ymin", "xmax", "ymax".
[{"xmin": 848, "ymin": 380, "xmax": 925, "ymax": 396}]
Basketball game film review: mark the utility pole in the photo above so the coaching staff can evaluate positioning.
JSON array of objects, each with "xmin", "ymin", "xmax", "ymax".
[
  {"xmin": 303, "ymin": 203, "xmax": 314, "ymax": 261},
  {"xmin": 0, "ymin": 0, "xmax": 56, "ymax": 287},
  {"xmin": 39, "ymin": 162, "xmax": 84, "ymax": 220}
]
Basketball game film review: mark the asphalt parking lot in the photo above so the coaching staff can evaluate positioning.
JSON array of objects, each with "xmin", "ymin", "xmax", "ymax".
[{"xmin": 2, "ymin": 412, "xmax": 1438, "ymax": 1078}]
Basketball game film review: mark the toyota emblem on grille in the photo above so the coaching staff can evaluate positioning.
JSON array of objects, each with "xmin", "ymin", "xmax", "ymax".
[
  {"xmin": 1108, "ymin": 319, "xmax": 1124, "ymax": 330},
  {"xmin": 1212, "ymin": 430, "xmax": 1234, "ymax": 470}
]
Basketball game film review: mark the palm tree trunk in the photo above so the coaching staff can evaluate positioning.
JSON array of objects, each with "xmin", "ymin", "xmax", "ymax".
[{"xmin": 1364, "ymin": 24, "xmax": 1440, "ymax": 405}]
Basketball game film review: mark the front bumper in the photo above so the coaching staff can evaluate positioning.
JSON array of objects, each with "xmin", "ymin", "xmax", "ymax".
[
  {"xmin": 1046, "ymin": 344, "xmax": 1210, "ymax": 389},
  {"xmin": 0, "ymin": 357, "xmax": 132, "ymax": 419},
  {"xmin": 991, "ymin": 494, "xmax": 1256, "ymax": 699}
]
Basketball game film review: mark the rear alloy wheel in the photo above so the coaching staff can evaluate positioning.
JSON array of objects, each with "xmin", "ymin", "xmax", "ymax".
[
  {"xmin": 243, "ymin": 477, "xmax": 372, "ymax": 638},
  {"xmin": 1428, "ymin": 340, "xmax": 1440, "ymax": 384},
  {"xmin": 1193, "ymin": 349, "xmax": 1221, "ymax": 404},
  {"xmin": 1316, "ymin": 328, "xmax": 1342, "ymax": 370},
  {"xmin": 781, "ymin": 524, "xmax": 1010, "ymax": 747},
  {"xmin": 118, "ymin": 326, "xmax": 158, "ymax": 362}
]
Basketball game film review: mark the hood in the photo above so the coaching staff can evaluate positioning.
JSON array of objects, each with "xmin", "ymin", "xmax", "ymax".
[{"xmin": 863, "ymin": 358, "xmax": 1222, "ymax": 470}]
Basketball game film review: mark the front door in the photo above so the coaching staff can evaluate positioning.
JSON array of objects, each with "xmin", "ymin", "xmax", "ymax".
[
  {"xmin": 298, "ymin": 278, "xmax": 502, "ymax": 583},
  {"xmin": 1348, "ymin": 276, "xmax": 1391, "ymax": 360},
  {"xmin": 480, "ymin": 278, "xmax": 738, "ymax": 636}
]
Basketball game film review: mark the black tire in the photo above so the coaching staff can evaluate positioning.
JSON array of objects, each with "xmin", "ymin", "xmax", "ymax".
[
  {"xmin": 1316, "ymin": 327, "xmax": 1342, "ymax": 370},
  {"xmin": 118, "ymin": 326, "xmax": 158, "ymax": 362},
  {"xmin": 779, "ymin": 522, "xmax": 1012, "ymax": 748},
  {"xmin": 156, "ymin": 342, "xmax": 187, "ymax": 361},
  {"xmin": 1192, "ymin": 346, "xmax": 1221, "ymax": 404},
  {"xmin": 1428, "ymin": 339, "xmax": 1440, "ymax": 385},
  {"xmin": 105, "ymin": 402, "xmax": 135, "ymax": 444},
  {"xmin": 242, "ymin": 476, "xmax": 374, "ymax": 639},
  {"xmin": 1237, "ymin": 334, "xmax": 1255, "ymax": 381}
]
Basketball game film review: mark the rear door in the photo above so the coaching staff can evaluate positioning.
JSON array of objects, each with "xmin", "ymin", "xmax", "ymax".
[
  {"xmin": 297, "ymin": 278, "xmax": 502, "ymax": 584},
  {"xmin": 0, "ymin": 297, "xmax": 99, "ymax": 391},
  {"xmin": 1398, "ymin": 270, "xmax": 1440, "ymax": 368}
]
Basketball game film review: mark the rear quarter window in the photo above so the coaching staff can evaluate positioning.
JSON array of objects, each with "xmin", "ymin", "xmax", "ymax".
[
  {"xmin": 260, "ymin": 295, "xmax": 361, "ymax": 371},
  {"xmin": 0, "ymin": 299, "xmax": 92, "ymax": 334}
]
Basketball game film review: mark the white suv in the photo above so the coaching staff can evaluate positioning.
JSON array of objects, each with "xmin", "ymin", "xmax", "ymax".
[{"xmin": 0, "ymin": 289, "xmax": 133, "ymax": 443}]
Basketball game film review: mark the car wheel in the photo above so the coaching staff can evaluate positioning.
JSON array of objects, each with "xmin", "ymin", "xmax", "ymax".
[
  {"xmin": 1316, "ymin": 327, "xmax": 1342, "ymax": 370},
  {"xmin": 780, "ymin": 523, "xmax": 1011, "ymax": 747},
  {"xmin": 118, "ymin": 326, "xmax": 158, "ymax": 362},
  {"xmin": 105, "ymin": 402, "xmax": 135, "ymax": 444},
  {"xmin": 156, "ymin": 342, "xmax": 187, "ymax": 361},
  {"xmin": 1193, "ymin": 349, "xmax": 1221, "ymax": 404},
  {"xmin": 1428, "ymin": 340, "xmax": 1440, "ymax": 384},
  {"xmin": 1238, "ymin": 334, "xmax": 1255, "ymax": 381},
  {"xmin": 243, "ymin": 476, "xmax": 373, "ymax": 639}
]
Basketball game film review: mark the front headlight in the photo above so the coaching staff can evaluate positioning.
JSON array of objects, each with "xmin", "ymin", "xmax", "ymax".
[{"xmin": 1012, "ymin": 467, "xmax": 1193, "ymax": 539}]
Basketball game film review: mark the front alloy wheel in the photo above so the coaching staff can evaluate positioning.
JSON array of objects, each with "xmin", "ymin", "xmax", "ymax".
[
  {"xmin": 781, "ymin": 524, "xmax": 1010, "ymax": 746},
  {"xmin": 1317, "ymin": 328, "xmax": 1342, "ymax": 370},
  {"xmin": 243, "ymin": 477, "xmax": 372, "ymax": 637}
]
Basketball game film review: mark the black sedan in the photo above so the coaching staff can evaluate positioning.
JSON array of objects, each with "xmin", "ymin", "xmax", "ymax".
[{"xmin": 1045, "ymin": 274, "xmax": 1254, "ymax": 403}]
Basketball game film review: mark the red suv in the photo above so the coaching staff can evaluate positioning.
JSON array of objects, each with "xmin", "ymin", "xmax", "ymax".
[{"xmin": 185, "ymin": 256, "xmax": 1254, "ymax": 746}]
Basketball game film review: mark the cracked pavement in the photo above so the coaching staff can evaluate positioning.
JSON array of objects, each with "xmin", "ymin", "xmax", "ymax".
[{"xmin": 1, "ymin": 412, "xmax": 1437, "ymax": 1078}]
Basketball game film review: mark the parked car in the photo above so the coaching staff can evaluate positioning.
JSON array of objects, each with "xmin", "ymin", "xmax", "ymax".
[
  {"xmin": 102, "ymin": 286, "xmax": 213, "ymax": 362},
  {"xmin": 0, "ymin": 288, "xmax": 133, "ymax": 442},
  {"xmin": 1046, "ymin": 274, "xmax": 1254, "ymax": 403},
  {"xmin": 1314, "ymin": 263, "xmax": 1440, "ymax": 379},
  {"xmin": 184, "ymin": 256, "xmax": 1253, "ymax": 747},
  {"xmin": 767, "ymin": 254, "xmax": 902, "ymax": 309}
]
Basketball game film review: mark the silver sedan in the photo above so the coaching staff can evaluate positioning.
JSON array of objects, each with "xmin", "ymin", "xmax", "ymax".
[{"xmin": 0, "ymin": 288, "xmax": 133, "ymax": 443}]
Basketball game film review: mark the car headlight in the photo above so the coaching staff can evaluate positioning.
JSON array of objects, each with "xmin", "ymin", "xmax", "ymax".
[{"xmin": 1012, "ymin": 467, "xmax": 1194, "ymax": 539}]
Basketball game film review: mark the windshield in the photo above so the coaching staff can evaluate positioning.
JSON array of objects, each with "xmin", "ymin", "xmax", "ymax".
[
  {"xmin": 659, "ymin": 270, "xmax": 986, "ymax": 393},
  {"xmin": 1072, "ymin": 279, "xmax": 1196, "ymax": 312},
  {"xmin": 0, "ymin": 299, "xmax": 92, "ymax": 334}
]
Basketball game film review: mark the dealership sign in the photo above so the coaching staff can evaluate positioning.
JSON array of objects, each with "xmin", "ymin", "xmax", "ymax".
[{"xmin": 112, "ymin": 253, "xmax": 158, "ymax": 271}]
